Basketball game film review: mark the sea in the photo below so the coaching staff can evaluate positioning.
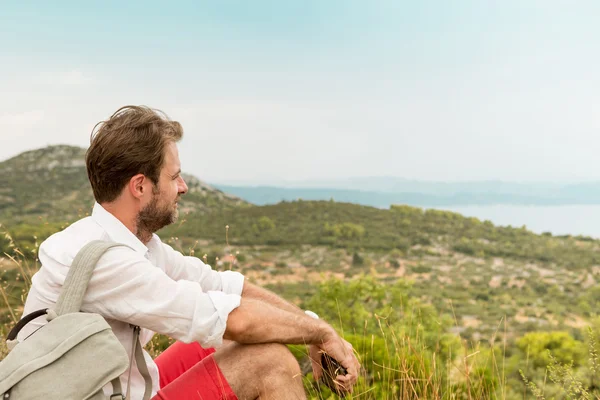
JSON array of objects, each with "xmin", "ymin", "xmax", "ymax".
[{"xmin": 430, "ymin": 205, "xmax": 600, "ymax": 238}]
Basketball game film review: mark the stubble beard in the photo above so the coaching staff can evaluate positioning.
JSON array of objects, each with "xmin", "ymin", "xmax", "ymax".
[{"xmin": 136, "ymin": 190, "xmax": 178, "ymax": 243}]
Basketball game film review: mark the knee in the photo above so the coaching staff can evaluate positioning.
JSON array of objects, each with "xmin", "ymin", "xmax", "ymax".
[{"xmin": 258, "ymin": 343, "xmax": 301, "ymax": 377}]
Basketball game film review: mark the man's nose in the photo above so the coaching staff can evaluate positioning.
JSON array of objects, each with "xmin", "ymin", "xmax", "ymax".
[{"xmin": 179, "ymin": 177, "xmax": 188, "ymax": 195}]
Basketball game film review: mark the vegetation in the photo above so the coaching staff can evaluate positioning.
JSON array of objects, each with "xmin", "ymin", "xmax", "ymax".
[
  {"xmin": 4, "ymin": 233, "xmax": 600, "ymax": 399},
  {"xmin": 162, "ymin": 201, "xmax": 600, "ymax": 269},
  {"xmin": 4, "ymin": 145, "xmax": 600, "ymax": 398}
]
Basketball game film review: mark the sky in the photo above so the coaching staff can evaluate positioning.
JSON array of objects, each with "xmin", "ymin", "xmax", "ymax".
[{"xmin": 1, "ymin": 0, "xmax": 599, "ymax": 185}]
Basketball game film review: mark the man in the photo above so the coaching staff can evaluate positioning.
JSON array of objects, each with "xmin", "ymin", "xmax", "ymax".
[{"xmin": 19, "ymin": 105, "xmax": 360, "ymax": 400}]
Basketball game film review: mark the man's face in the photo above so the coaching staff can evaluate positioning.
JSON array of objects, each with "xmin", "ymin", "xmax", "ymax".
[{"xmin": 137, "ymin": 142, "xmax": 188, "ymax": 234}]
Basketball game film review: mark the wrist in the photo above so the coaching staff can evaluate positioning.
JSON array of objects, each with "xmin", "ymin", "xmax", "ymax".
[{"xmin": 304, "ymin": 309, "xmax": 334, "ymax": 343}]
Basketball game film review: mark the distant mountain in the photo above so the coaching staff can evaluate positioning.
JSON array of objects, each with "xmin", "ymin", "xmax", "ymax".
[
  {"xmin": 0, "ymin": 145, "xmax": 250, "ymax": 223},
  {"xmin": 218, "ymin": 177, "xmax": 563, "ymax": 195},
  {"xmin": 213, "ymin": 182, "xmax": 600, "ymax": 208}
]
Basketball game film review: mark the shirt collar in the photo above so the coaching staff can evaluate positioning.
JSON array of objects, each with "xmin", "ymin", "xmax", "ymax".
[{"xmin": 91, "ymin": 202, "xmax": 149, "ymax": 255}]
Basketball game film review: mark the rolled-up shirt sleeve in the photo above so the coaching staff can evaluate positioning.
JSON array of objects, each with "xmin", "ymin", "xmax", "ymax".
[
  {"xmin": 158, "ymin": 240, "xmax": 245, "ymax": 296},
  {"xmin": 82, "ymin": 246, "xmax": 240, "ymax": 348}
]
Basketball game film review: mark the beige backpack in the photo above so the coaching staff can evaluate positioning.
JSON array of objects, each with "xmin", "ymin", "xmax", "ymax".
[{"xmin": 0, "ymin": 240, "xmax": 152, "ymax": 400}]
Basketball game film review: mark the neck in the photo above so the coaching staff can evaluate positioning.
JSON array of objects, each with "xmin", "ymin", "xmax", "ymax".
[
  {"xmin": 136, "ymin": 230, "xmax": 153, "ymax": 244},
  {"xmin": 100, "ymin": 201, "xmax": 152, "ymax": 244}
]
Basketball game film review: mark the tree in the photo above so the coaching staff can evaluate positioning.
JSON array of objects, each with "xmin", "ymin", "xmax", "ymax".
[
  {"xmin": 516, "ymin": 331, "xmax": 586, "ymax": 369},
  {"xmin": 252, "ymin": 216, "xmax": 275, "ymax": 235}
]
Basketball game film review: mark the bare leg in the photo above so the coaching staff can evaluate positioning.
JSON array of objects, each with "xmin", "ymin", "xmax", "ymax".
[{"xmin": 213, "ymin": 342, "xmax": 306, "ymax": 400}]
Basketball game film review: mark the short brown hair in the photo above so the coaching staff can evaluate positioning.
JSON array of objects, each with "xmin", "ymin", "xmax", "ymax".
[{"xmin": 86, "ymin": 105, "xmax": 183, "ymax": 203}]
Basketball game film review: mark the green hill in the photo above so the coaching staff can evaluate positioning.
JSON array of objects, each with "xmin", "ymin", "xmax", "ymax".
[
  {"xmin": 159, "ymin": 200, "xmax": 600, "ymax": 341},
  {"xmin": 3, "ymin": 143, "xmax": 596, "ymax": 340},
  {"xmin": 0, "ymin": 145, "xmax": 250, "ymax": 224},
  {"xmin": 162, "ymin": 199, "xmax": 599, "ymax": 269},
  {"xmin": 3, "ymin": 147, "xmax": 600, "ymax": 398}
]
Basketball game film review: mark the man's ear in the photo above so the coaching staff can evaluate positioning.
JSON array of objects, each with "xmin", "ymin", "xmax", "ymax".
[{"xmin": 128, "ymin": 174, "xmax": 148, "ymax": 200}]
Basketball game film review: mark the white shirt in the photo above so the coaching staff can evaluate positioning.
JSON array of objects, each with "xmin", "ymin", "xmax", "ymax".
[{"xmin": 19, "ymin": 202, "xmax": 245, "ymax": 399}]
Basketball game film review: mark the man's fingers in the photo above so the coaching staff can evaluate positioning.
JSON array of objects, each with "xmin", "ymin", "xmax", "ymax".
[
  {"xmin": 335, "ymin": 375, "xmax": 355, "ymax": 393},
  {"xmin": 336, "ymin": 374, "xmax": 355, "ymax": 384},
  {"xmin": 347, "ymin": 351, "xmax": 361, "ymax": 373},
  {"xmin": 348, "ymin": 366, "xmax": 358, "ymax": 377},
  {"xmin": 341, "ymin": 339, "xmax": 361, "ymax": 371},
  {"xmin": 342, "ymin": 355, "xmax": 359, "ymax": 377},
  {"xmin": 309, "ymin": 346, "xmax": 323, "ymax": 380},
  {"xmin": 312, "ymin": 363, "xmax": 323, "ymax": 380}
]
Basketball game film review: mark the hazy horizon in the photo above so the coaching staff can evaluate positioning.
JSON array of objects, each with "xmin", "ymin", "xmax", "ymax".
[
  {"xmin": 5, "ymin": 142, "xmax": 600, "ymax": 187},
  {"xmin": 2, "ymin": 1, "xmax": 599, "ymax": 184},
  {"xmin": 209, "ymin": 176, "xmax": 596, "ymax": 187}
]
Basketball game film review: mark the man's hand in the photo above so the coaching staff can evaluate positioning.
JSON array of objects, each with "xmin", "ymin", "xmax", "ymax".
[
  {"xmin": 230, "ymin": 288, "xmax": 361, "ymax": 393},
  {"xmin": 309, "ymin": 330, "xmax": 360, "ymax": 395}
]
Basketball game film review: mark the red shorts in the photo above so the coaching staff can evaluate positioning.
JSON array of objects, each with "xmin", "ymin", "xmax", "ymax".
[{"xmin": 152, "ymin": 341, "xmax": 238, "ymax": 400}]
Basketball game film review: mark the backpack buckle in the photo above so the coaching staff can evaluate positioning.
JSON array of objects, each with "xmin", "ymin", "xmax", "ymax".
[{"xmin": 109, "ymin": 394, "xmax": 124, "ymax": 400}]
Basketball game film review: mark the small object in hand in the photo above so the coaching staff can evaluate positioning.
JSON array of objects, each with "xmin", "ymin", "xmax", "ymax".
[{"xmin": 320, "ymin": 353, "xmax": 348, "ymax": 397}]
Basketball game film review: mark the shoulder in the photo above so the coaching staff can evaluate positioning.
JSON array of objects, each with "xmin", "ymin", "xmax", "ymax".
[{"xmin": 39, "ymin": 216, "xmax": 110, "ymax": 266}]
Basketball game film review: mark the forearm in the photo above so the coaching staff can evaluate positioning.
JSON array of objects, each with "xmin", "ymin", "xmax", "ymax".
[
  {"xmin": 241, "ymin": 281, "xmax": 304, "ymax": 315},
  {"xmin": 224, "ymin": 297, "xmax": 331, "ymax": 345}
]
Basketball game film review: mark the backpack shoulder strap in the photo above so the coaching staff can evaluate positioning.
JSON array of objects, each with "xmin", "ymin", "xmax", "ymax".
[
  {"xmin": 126, "ymin": 327, "xmax": 153, "ymax": 400},
  {"xmin": 52, "ymin": 239, "xmax": 153, "ymax": 399},
  {"xmin": 54, "ymin": 240, "xmax": 122, "ymax": 316}
]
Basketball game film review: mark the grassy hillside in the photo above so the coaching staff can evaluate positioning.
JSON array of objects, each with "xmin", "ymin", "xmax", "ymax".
[
  {"xmin": 0, "ymin": 145, "xmax": 250, "ymax": 224},
  {"xmin": 4, "ymin": 205, "xmax": 600, "ymax": 398},
  {"xmin": 4, "ymin": 147, "xmax": 600, "ymax": 398},
  {"xmin": 155, "ymin": 201, "xmax": 600, "ymax": 340},
  {"xmin": 162, "ymin": 200, "xmax": 599, "ymax": 269}
]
